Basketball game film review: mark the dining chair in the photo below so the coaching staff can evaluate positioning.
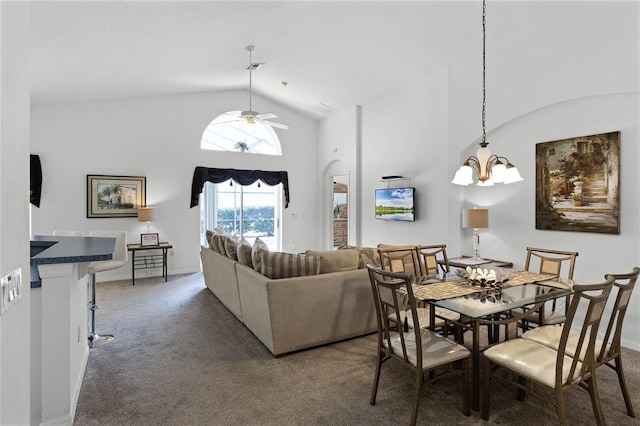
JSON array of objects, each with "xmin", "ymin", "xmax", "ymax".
[
  {"xmin": 367, "ymin": 265, "xmax": 470, "ymax": 426},
  {"xmin": 523, "ymin": 246, "xmax": 579, "ymax": 328},
  {"xmin": 521, "ymin": 266, "xmax": 639, "ymax": 418},
  {"xmin": 87, "ymin": 230, "xmax": 127, "ymax": 348},
  {"xmin": 416, "ymin": 244, "xmax": 450, "ymax": 278},
  {"xmin": 378, "ymin": 245, "xmax": 422, "ymax": 282},
  {"xmin": 481, "ymin": 277, "xmax": 615, "ymax": 425},
  {"xmin": 378, "ymin": 246, "xmax": 458, "ymax": 333}
]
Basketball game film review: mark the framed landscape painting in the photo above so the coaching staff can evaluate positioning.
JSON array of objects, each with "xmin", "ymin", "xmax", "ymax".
[
  {"xmin": 87, "ymin": 175, "xmax": 146, "ymax": 218},
  {"xmin": 535, "ymin": 131, "xmax": 620, "ymax": 234}
]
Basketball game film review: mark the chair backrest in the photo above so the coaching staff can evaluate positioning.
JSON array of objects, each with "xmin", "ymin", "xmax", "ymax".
[
  {"xmin": 417, "ymin": 244, "xmax": 450, "ymax": 277},
  {"xmin": 525, "ymin": 247, "xmax": 578, "ymax": 280},
  {"xmin": 556, "ymin": 277, "xmax": 615, "ymax": 385},
  {"xmin": 596, "ymin": 267, "xmax": 639, "ymax": 363},
  {"xmin": 377, "ymin": 246, "xmax": 421, "ymax": 282},
  {"xmin": 367, "ymin": 265, "xmax": 423, "ymax": 367},
  {"xmin": 89, "ymin": 230, "xmax": 128, "ymax": 262},
  {"xmin": 53, "ymin": 230, "xmax": 84, "ymax": 236}
]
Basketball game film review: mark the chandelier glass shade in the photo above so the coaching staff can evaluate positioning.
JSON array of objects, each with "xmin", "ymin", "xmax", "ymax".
[{"xmin": 452, "ymin": 0, "xmax": 523, "ymax": 187}]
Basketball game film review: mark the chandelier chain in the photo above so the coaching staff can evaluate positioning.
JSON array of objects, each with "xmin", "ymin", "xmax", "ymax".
[{"xmin": 481, "ymin": 0, "xmax": 487, "ymax": 145}]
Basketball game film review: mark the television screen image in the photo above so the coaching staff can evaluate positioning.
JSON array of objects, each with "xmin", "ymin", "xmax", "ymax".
[{"xmin": 375, "ymin": 187, "xmax": 415, "ymax": 222}]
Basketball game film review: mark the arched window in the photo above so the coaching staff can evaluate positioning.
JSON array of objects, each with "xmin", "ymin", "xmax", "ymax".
[{"xmin": 201, "ymin": 111, "xmax": 282, "ymax": 155}]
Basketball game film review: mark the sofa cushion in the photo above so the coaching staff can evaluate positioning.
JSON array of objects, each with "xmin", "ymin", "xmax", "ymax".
[
  {"xmin": 260, "ymin": 251, "xmax": 322, "ymax": 279},
  {"xmin": 305, "ymin": 249, "xmax": 359, "ymax": 274},
  {"xmin": 224, "ymin": 235, "xmax": 239, "ymax": 260},
  {"xmin": 338, "ymin": 245, "xmax": 381, "ymax": 269},
  {"xmin": 237, "ymin": 238, "xmax": 253, "ymax": 267},
  {"xmin": 251, "ymin": 238, "xmax": 269, "ymax": 273}
]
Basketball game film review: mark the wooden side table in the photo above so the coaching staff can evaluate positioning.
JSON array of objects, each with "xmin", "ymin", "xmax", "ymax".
[{"xmin": 126, "ymin": 242, "xmax": 172, "ymax": 285}]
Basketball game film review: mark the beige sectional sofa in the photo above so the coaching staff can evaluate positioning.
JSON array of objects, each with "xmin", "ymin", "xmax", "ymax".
[{"xmin": 200, "ymin": 242, "xmax": 377, "ymax": 356}]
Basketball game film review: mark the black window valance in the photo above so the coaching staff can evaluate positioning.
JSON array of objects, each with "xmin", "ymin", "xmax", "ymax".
[
  {"xmin": 30, "ymin": 154, "xmax": 42, "ymax": 207},
  {"xmin": 190, "ymin": 167, "xmax": 290, "ymax": 208}
]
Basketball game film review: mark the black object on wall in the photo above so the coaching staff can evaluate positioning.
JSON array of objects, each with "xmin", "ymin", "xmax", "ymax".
[
  {"xmin": 30, "ymin": 154, "xmax": 42, "ymax": 207},
  {"xmin": 190, "ymin": 167, "xmax": 290, "ymax": 208}
]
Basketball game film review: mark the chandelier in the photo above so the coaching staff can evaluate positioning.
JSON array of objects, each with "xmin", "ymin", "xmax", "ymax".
[{"xmin": 452, "ymin": 0, "xmax": 523, "ymax": 186}]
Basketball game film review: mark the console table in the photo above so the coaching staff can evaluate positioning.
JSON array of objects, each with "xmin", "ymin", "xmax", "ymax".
[{"xmin": 127, "ymin": 242, "xmax": 172, "ymax": 285}]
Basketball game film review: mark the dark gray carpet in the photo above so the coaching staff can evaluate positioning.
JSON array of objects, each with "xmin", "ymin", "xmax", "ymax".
[{"xmin": 74, "ymin": 273, "xmax": 640, "ymax": 425}]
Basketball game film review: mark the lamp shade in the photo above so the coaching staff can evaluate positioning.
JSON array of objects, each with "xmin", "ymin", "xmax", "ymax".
[
  {"xmin": 462, "ymin": 208, "xmax": 488, "ymax": 229},
  {"xmin": 137, "ymin": 207, "xmax": 154, "ymax": 223}
]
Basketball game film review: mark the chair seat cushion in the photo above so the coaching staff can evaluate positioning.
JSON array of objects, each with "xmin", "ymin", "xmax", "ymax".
[
  {"xmin": 484, "ymin": 338, "xmax": 583, "ymax": 387},
  {"xmin": 385, "ymin": 328, "xmax": 469, "ymax": 369},
  {"xmin": 521, "ymin": 325, "xmax": 608, "ymax": 362},
  {"xmin": 88, "ymin": 260, "xmax": 126, "ymax": 274}
]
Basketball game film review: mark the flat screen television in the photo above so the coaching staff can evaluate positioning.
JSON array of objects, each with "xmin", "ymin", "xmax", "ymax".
[{"xmin": 375, "ymin": 187, "xmax": 416, "ymax": 222}]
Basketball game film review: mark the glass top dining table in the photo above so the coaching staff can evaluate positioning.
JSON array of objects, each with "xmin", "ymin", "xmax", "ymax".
[{"xmin": 407, "ymin": 270, "xmax": 574, "ymax": 411}]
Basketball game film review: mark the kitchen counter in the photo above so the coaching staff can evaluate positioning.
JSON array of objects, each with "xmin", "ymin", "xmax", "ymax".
[{"xmin": 30, "ymin": 235, "xmax": 115, "ymax": 288}]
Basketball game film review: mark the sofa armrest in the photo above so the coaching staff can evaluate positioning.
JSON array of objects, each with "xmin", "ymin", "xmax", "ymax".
[{"xmin": 200, "ymin": 246, "xmax": 242, "ymax": 321}]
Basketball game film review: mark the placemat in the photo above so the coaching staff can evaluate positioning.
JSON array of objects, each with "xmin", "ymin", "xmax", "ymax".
[{"xmin": 402, "ymin": 270, "xmax": 555, "ymax": 301}]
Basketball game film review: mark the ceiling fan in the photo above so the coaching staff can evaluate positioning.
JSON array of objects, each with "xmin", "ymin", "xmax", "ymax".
[{"xmin": 219, "ymin": 45, "xmax": 289, "ymax": 130}]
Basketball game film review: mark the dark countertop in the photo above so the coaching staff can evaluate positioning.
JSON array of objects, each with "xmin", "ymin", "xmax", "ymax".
[{"xmin": 30, "ymin": 235, "xmax": 116, "ymax": 288}]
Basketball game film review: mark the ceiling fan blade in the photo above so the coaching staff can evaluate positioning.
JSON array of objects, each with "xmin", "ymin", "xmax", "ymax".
[
  {"xmin": 256, "ymin": 112, "xmax": 277, "ymax": 120},
  {"xmin": 212, "ymin": 118, "xmax": 243, "ymax": 125},
  {"xmin": 263, "ymin": 120, "xmax": 289, "ymax": 130}
]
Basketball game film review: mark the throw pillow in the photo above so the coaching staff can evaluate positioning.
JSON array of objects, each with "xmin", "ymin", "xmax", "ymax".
[
  {"xmin": 205, "ymin": 230, "xmax": 215, "ymax": 249},
  {"xmin": 224, "ymin": 235, "xmax": 239, "ymax": 260},
  {"xmin": 251, "ymin": 237, "xmax": 269, "ymax": 273},
  {"xmin": 260, "ymin": 251, "xmax": 321, "ymax": 279},
  {"xmin": 236, "ymin": 238, "xmax": 253, "ymax": 268},
  {"xmin": 338, "ymin": 245, "xmax": 381, "ymax": 269},
  {"xmin": 305, "ymin": 249, "xmax": 359, "ymax": 274},
  {"xmin": 210, "ymin": 233, "xmax": 222, "ymax": 254},
  {"xmin": 217, "ymin": 232, "xmax": 228, "ymax": 254}
]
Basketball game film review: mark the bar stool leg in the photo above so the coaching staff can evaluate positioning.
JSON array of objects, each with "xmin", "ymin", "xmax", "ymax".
[{"xmin": 87, "ymin": 273, "xmax": 113, "ymax": 348}]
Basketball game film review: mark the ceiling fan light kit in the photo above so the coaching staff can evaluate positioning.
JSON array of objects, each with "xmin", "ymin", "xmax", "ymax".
[
  {"xmin": 223, "ymin": 45, "xmax": 289, "ymax": 130},
  {"xmin": 452, "ymin": 0, "xmax": 522, "ymax": 187}
]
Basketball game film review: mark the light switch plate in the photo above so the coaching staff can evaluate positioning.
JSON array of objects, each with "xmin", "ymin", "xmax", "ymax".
[{"xmin": 1, "ymin": 268, "xmax": 22, "ymax": 315}]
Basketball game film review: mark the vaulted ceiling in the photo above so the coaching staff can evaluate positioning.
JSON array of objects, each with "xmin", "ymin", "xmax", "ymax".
[{"xmin": 29, "ymin": 1, "xmax": 636, "ymax": 120}]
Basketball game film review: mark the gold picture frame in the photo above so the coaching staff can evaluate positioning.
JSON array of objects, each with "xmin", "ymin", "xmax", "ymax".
[
  {"xmin": 87, "ymin": 175, "xmax": 146, "ymax": 218},
  {"xmin": 535, "ymin": 131, "xmax": 620, "ymax": 234}
]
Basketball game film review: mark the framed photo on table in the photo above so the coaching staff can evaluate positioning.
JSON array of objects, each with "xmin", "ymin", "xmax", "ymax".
[
  {"xmin": 140, "ymin": 233, "xmax": 159, "ymax": 247},
  {"xmin": 87, "ymin": 175, "xmax": 146, "ymax": 218}
]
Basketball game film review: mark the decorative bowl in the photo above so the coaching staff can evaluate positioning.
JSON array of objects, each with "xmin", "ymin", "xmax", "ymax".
[{"xmin": 456, "ymin": 266, "xmax": 509, "ymax": 287}]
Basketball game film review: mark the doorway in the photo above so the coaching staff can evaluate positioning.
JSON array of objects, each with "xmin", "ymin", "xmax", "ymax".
[{"xmin": 332, "ymin": 174, "xmax": 349, "ymax": 248}]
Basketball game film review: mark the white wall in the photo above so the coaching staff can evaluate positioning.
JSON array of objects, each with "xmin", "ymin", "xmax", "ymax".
[
  {"xmin": 318, "ymin": 106, "xmax": 360, "ymax": 249},
  {"xmin": 459, "ymin": 93, "xmax": 640, "ymax": 350},
  {"xmin": 30, "ymin": 90, "xmax": 318, "ymax": 280},
  {"xmin": 0, "ymin": 2, "xmax": 31, "ymax": 425},
  {"xmin": 359, "ymin": 67, "xmax": 450, "ymax": 248}
]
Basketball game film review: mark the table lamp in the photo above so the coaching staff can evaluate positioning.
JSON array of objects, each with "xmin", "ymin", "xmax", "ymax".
[
  {"xmin": 137, "ymin": 207, "xmax": 154, "ymax": 233},
  {"xmin": 462, "ymin": 208, "xmax": 489, "ymax": 261}
]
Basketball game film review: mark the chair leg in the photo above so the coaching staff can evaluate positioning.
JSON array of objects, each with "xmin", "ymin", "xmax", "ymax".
[
  {"xmin": 370, "ymin": 351, "xmax": 383, "ymax": 405},
  {"xmin": 612, "ymin": 356, "xmax": 636, "ymax": 417},
  {"xmin": 586, "ymin": 376, "xmax": 606, "ymax": 426},
  {"xmin": 462, "ymin": 358, "xmax": 470, "ymax": 416},
  {"xmin": 516, "ymin": 376, "xmax": 527, "ymax": 401},
  {"xmin": 555, "ymin": 388, "xmax": 568, "ymax": 426},
  {"xmin": 410, "ymin": 370, "xmax": 424, "ymax": 426}
]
